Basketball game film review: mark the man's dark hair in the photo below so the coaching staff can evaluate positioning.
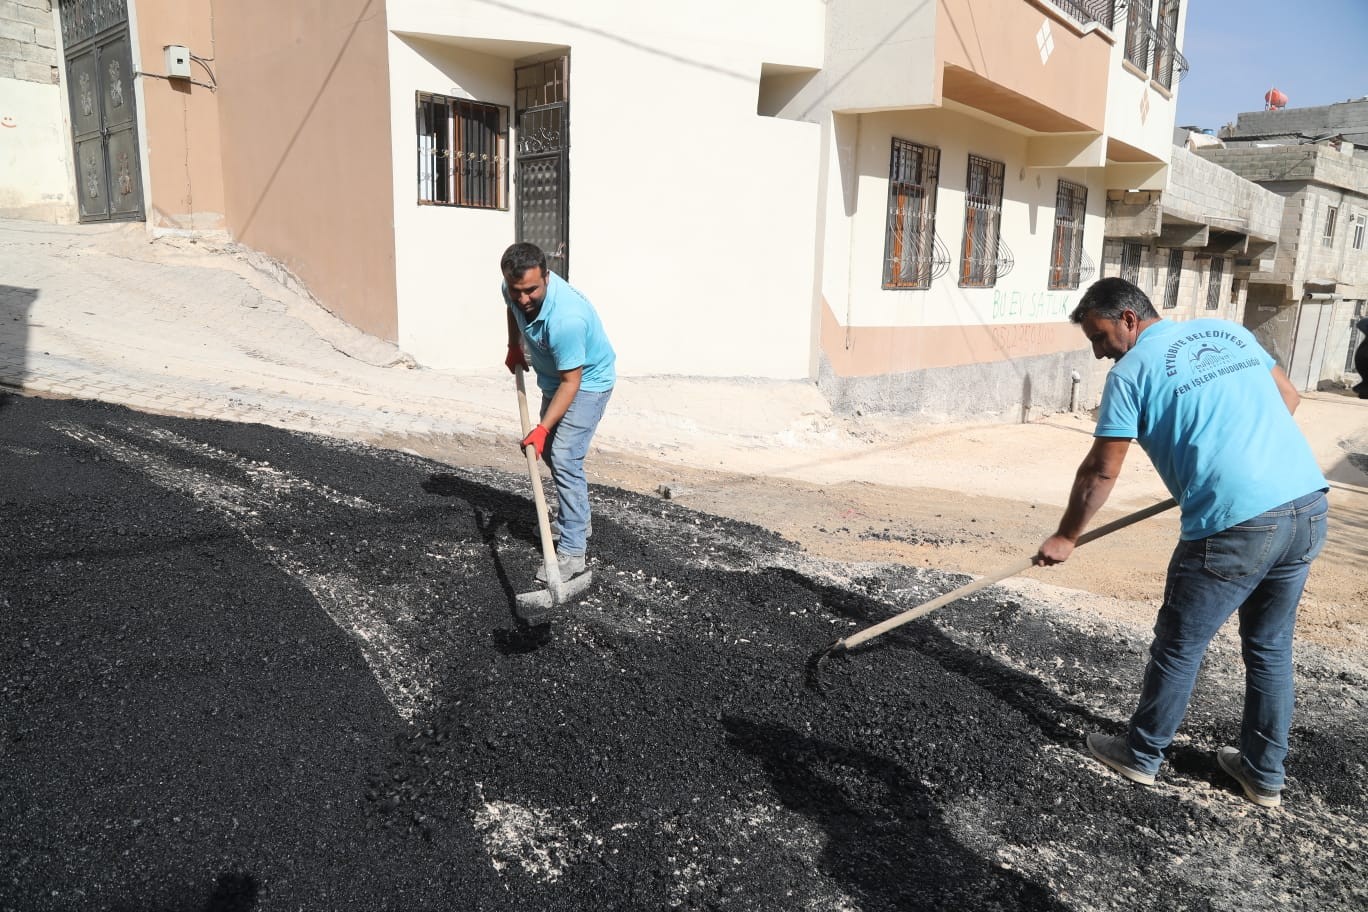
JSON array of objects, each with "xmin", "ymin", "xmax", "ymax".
[
  {"xmin": 500, "ymin": 242, "xmax": 547, "ymax": 277},
  {"xmin": 1070, "ymin": 277, "xmax": 1160, "ymax": 324}
]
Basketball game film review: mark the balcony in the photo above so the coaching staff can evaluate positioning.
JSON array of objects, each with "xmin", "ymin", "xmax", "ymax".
[{"xmin": 1051, "ymin": 0, "xmax": 1116, "ymax": 30}]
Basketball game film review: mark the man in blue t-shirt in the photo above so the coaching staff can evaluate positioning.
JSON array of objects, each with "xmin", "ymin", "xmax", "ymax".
[
  {"xmin": 1034, "ymin": 278, "xmax": 1328, "ymax": 809},
  {"xmin": 501, "ymin": 242, "xmax": 616, "ymax": 586}
]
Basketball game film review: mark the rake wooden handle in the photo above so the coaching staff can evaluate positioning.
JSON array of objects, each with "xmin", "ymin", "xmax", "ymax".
[
  {"xmin": 832, "ymin": 497, "xmax": 1178, "ymax": 654},
  {"xmin": 516, "ymin": 367, "xmax": 565, "ymax": 601}
]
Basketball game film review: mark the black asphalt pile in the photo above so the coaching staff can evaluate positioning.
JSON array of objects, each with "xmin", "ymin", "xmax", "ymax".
[{"xmin": 2, "ymin": 395, "xmax": 1364, "ymax": 912}]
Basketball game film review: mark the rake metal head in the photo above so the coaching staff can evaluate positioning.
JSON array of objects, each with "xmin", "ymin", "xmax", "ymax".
[{"xmin": 515, "ymin": 570, "xmax": 594, "ymax": 625}]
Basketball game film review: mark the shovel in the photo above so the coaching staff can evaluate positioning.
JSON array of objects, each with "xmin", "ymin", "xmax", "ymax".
[
  {"xmin": 808, "ymin": 497, "xmax": 1178, "ymax": 677},
  {"xmin": 513, "ymin": 366, "xmax": 593, "ymax": 623}
]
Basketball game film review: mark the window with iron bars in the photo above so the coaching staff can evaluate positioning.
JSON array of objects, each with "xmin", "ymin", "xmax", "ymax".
[
  {"xmin": 1152, "ymin": 0, "xmax": 1182, "ymax": 89},
  {"xmin": 1205, "ymin": 257, "xmax": 1224, "ymax": 309},
  {"xmin": 1162, "ymin": 248, "xmax": 1183, "ymax": 308},
  {"xmin": 1353, "ymin": 212, "xmax": 1366, "ymax": 250},
  {"xmin": 1124, "ymin": 0, "xmax": 1153, "ymax": 71},
  {"xmin": 416, "ymin": 92, "xmax": 509, "ymax": 210},
  {"xmin": 959, "ymin": 155, "xmax": 1005, "ymax": 288},
  {"xmin": 1049, "ymin": 180, "xmax": 1088, "ymax": 290},
  {"xmin": 1120, "ymin": 241, "xmax": 1143, "ymax": 285},
  {"xmin": 883, "ymin": 139, "xmax": 941, "ymax": 290}
]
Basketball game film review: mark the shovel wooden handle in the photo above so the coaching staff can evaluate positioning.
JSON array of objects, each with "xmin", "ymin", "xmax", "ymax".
[
  {"xmin": 516, "ymin": 367, "xmax": 565, "ymax": 601},
  {"xmin": 832, "ymin": 497, "xmax": 1178, "ymax": 654}
]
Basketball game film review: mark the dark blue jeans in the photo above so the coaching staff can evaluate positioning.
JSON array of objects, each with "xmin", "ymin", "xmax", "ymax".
[{"xmin": 1126, "ymin": 490, "xmax": 1328, "ymax": 790}]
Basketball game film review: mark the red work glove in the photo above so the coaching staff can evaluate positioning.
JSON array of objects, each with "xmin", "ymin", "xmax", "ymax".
[
  {"xmin": 505, "ymin": 343, "xmax": 529, "ymax": 373},
  {"xmin": 520, "ymin": 424, "xmax": 548, "ymax": 459}
]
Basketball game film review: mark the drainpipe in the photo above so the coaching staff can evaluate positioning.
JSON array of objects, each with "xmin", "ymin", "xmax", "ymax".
[{"xmin": 1069, "ymin": 369, "xmax": 1081, "ymax": 412}]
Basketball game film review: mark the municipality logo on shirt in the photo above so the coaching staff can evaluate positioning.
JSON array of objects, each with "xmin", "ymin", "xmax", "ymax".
[
  {"xmin": 1167, "ymin": 328, "xmax": 1261, "ymax": 396},
  {"xmin": 1188, "ymin": 341, "xmax": 1233, "ymax": 370}
]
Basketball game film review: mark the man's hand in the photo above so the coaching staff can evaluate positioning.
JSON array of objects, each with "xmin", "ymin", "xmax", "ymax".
[
  {"xmin": 520, "ymin": 424, "xmax": 548, "ymax": 459},
  {"xmin": 505, "ymin": 343, "xmax": 529, "ymax": 374},
  {"xmin": 1033, "ymin": 534, "xmax": 1076, "ymax": 566}
]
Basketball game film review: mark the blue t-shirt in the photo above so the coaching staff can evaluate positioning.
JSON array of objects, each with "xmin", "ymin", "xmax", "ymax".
[
  {"xmin": 1095, "ymin": 318, "xmax": 1326, "ymax": 540},
  {"xmin": 505, "ymin": 272, "xmax": 616, "ymax": 395}
]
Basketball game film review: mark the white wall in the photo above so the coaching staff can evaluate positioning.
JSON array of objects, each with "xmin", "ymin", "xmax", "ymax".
[
  {"xmin": 388, "ymin": 36, "xmax": 517, "ymax": 369},
  {"xmin": 0, "ymin": 77, "xmax": 76, "ymax": 221},
  {"xmin": 827, "ymin": 108, "xmax": 1104, "ymax": 333},
  {"xmin": 385, "ymin": 0, "xmax": 824, "ymax": 378}
]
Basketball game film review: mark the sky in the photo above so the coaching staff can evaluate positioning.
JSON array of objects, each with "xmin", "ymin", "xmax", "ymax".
[{"xmin": 1173, "ymin": 0, "xmax": 1368, "ymax": 131}]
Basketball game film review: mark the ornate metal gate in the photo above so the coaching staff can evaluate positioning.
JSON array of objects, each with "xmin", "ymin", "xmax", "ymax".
[
  {"xmin": 514, "ymin": 57, "xmax": 569, "ymax": 278},
  {"xmin": 58, "ymin": 0, "xmax": 144, "ymax": 222}
]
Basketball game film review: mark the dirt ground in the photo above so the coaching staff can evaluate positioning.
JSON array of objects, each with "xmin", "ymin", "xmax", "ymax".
[{"xmin": 414, "ymin": 391, "xmax": 1368, "ymax": 654}]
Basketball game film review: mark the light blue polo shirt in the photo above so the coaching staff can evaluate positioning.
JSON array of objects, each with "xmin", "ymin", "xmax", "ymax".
[
  {"xmin": 505, "ymin": 271, "xmax": 616, "ymax": 395},
  {"xmin": 1095, "ymin": 318, "xmax": 1326, "ymax": 540}
]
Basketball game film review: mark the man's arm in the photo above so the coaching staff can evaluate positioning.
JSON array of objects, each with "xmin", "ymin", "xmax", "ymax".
[
  {"xmin": 538, "ymin": 366, "xmax": 582, "ymax": 431},
  {"xmin": 1034, "ymin": 436, "xmax": 1132, "ymax": 565},
  {"xmin": 1271, "ymin": 365, "xmax": 1300, "ymax": 415},
  {"xmin": 506, "ymin": 308, "xmax": 521, "ymax": 347}
]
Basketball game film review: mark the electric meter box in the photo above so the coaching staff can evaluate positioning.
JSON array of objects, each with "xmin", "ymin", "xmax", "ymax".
[{"xmin": 165, "ymin": 45, "xmax": 191, "ymax": 79}]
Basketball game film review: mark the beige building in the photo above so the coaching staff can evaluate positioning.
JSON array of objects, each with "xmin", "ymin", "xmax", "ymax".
[{"xmin": 3, "ymin": 0, "xmax": 1192, "ymax": 420}]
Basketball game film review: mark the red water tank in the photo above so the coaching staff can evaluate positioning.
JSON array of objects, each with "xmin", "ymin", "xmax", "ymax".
[{"xmin": 1265, "ymin": 88, "xmax": 1288, "ymax": 110}]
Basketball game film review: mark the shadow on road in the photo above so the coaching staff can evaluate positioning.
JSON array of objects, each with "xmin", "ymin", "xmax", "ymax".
[
  {"xmin": 724, "ymin": 715, "xmax": 1067, "ymax": 911},
  {"xmin": 0, "ymin": 284, "xmax": 36, "ymax": 407}
]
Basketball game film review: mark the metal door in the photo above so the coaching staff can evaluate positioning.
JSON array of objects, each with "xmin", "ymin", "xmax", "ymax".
[
  {"xmin": 59, "ymin": 0, "xmax": 144, "ymax": 222},
  {"xmin": 1288, "ymin": 301, "xmax": 1331, "ymax": 391},
  {"xmin": 515, "ymin": 57, "xmax": 569, "ymax": 278}
]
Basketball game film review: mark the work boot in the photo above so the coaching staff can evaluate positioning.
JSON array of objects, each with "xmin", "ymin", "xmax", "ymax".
[
  {"xmin": 536, "ymin": 551, "xmax": 587, "ymax": 584},
  {"xmin": 1086, "ymin": 732, "xmax": 1156, "ymax": 785},
  {"xmin": 1216, "ymin": 747, "xmax": 1282, "ymax": 808}
]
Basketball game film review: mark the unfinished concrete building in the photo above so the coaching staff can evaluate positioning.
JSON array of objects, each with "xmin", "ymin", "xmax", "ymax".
[
  {"xmin": 1195, "ymin": 142, "xmax": 1368, "ymax": 391},
  {"xmin": 1219, "ymin": 97, "xmax": 1368, "ymax": 158},
  {"xmin": 1101, "ymin": 144, "xmax": 1283, "ymax": 328}
]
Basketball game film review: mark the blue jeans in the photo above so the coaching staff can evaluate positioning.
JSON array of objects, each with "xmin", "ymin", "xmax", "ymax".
[
  {"xmin": 1125, "ymin": 490, "xmax": 1328, "ymax": 790},
  {"xmin": 539, "ymin": 387, "xmax": 612, "ymax": 556}
]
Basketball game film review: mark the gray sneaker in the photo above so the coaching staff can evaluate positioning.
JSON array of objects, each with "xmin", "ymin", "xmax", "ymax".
[
  {"xmin": 536, "ymin": 551, "xmax": 586, "ymax": 584},
  {"xmin": 1216, "ymin": 747, "xmax": 1282, "ymax": 808},
  {"xmin": 1086, "ymin": 733, "xmax": 1156, "ymax": 785}
]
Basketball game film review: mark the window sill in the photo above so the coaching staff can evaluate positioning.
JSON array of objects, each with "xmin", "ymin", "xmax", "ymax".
[
  {"xmin": 1149, "ymin": 80, "xmax": 1173, "ymax": 100},
  {"xmin": 1121, "ymin": 59, "xmax": 1149, "ymax": 83}
]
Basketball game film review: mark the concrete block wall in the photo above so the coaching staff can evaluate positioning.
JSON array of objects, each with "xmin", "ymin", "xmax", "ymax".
[
  {"xmin": 1100, "ymin": 240, "xmax": 1243, "ymax": 324},
  {"xmin": 1299, "ymin": 185, "xmax": 1368, "ymax": 290},
  {"xmin": 0, "ymin": 0, "xmax": 57, "ymax": 84},
  {"xmin": 1163, "ymin": 146, "xmax": 1284, "ymax": 240}
]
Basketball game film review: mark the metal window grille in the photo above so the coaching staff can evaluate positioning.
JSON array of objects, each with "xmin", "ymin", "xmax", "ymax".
[
  {"xmin": 959, "ymin": 155, "xmax": 1005, "ymax": 288},
  {"xmin": 883, "ymin": 139, "xmax": 941, "ymax": 289},
  {"xmin": 1120, "ymin": 242, "xmax": 1142, "ymax": 284},
  {"xmin": 1352, "ymin": 213, "xmax": 1365, "ymax": 250},
  {"xmin": 1050, "ymin": 0, "xmax": 1114, "ymax": 29},
  {"xmin": 1323, "ymin": 206, "xmax": 1338, "ymax": 247},
  {"xmin": 1205, "ymin": 257, "xmax": 1224, "ymax": 309},
  {"xmin": 1124, "ymin": 0, "xmax": 1153, "ymax": 70},
  {"xmin": 1123, "ymin": 0, "xmax": 1189, "ymax": 88},
  {"xmin": 1048, "ymin": 180, "xmax": 1088, "ymax": 290},
  {"xmin": 416, "ymin": 92, "xmax": 509, "ymax": 210},
  {"xmin": 1162, "ymin": 248, "xmax": 1183, "ymax": 309}
]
